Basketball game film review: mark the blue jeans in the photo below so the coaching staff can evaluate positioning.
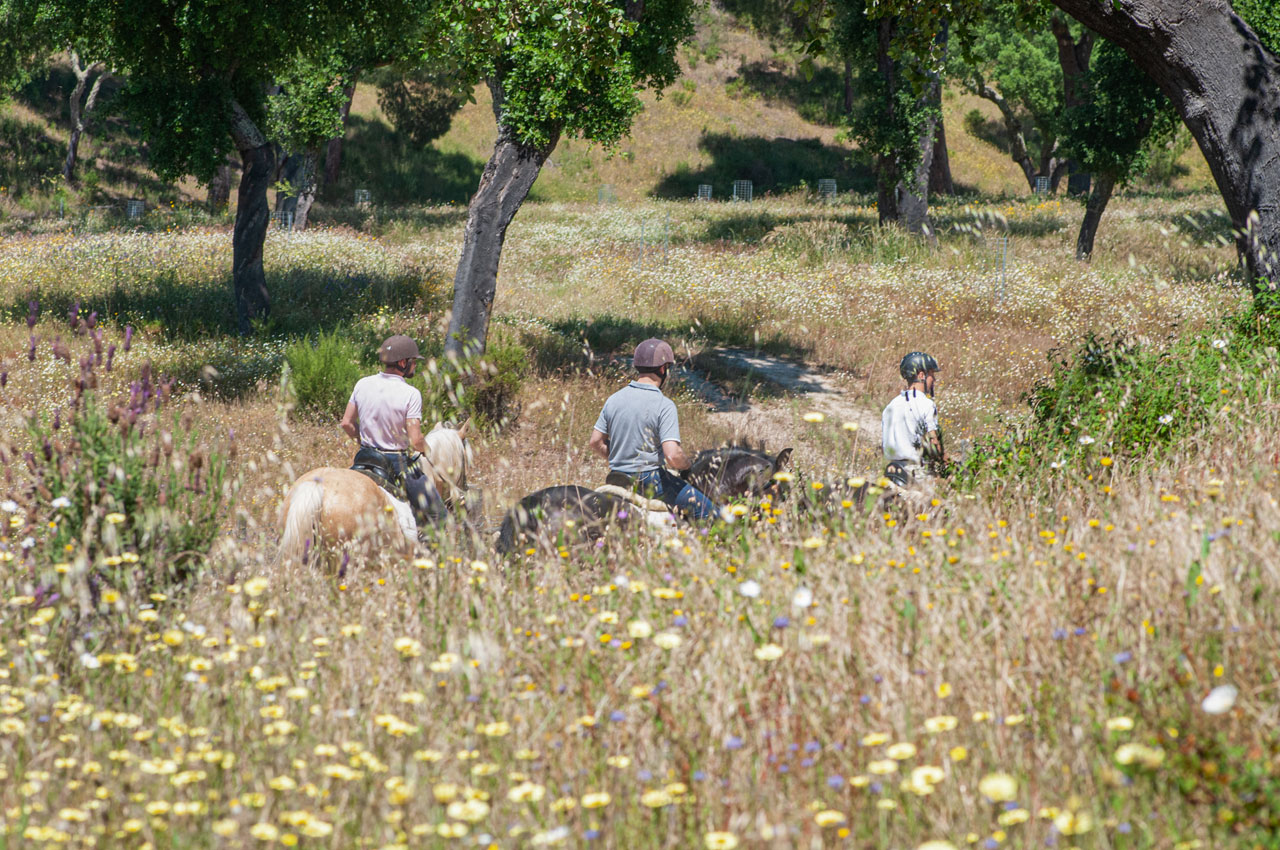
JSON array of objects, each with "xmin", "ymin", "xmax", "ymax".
[{"xmin": 633, "ymin": 468, "xmax": 718, "ymax": 520}]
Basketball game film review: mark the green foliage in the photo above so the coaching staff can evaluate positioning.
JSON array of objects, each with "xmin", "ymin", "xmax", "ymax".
[
  {"xmin": 960, "ymin": 298, "xmax": 1280, "ymax": 482},
  {"xmin": 420, "ymin": 331, "xmax": 528, "ymax": 429},
  {"xmin": 267, "ymin": 53, "xmax": 359, "ymax": 155},
  {"xmin": 1058, "ymin": 41, "xmax": 1179, "ymax": 183},
  {"xmin": 373, "ymin": 64, "xmax": 468, "ymax": 147},
  {"xmin": 1234, "ymin": 0, "xmax": 1280, "ymax": 56},
  {"xmin": 23, "ymin": 390, "xmax": 228, "ymax": 590},
  {"xmin": 422, "ymin": 0, "xmax": 695, "ymax": 150},
  {"xmin": 37, "ymin": 0, "xmax": 414, "ymax": 182},
  {"xmin": 284, "ymin": 330, "xmax": 369, "ymax": 419}
]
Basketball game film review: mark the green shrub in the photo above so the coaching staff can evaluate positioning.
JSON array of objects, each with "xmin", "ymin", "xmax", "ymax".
[
  {"xmin": 960, "ymin": 300, "xmax": 1280, "ymax": 483},
  {"xmin": 284, "ymin": 330, "xmax": 369, "ymax": 419},
  {"xmin": 419, "ymin": 332, "xmax": 528, "ymax": 429},
  {"xmin": 21, "ymin": 389, "xmax": 228, "ymax": 592}
]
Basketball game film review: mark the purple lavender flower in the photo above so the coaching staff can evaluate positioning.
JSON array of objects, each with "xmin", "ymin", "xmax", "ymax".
[
  {"xmin": 724, "ymin": 735, "xmax": 744, "ymax": 750},
  {"xmin": 773, "ymin": 616, "xmax": 790, "ymax": 629},
  {"xmin": 826, "ymin": 774, "xmax": 845, "ymax": 790},
  {"xmin": 26, "ymin": 300, "xmax": 38, "ymax": 329},
  {"xmin": 123, "ymin": 325, "xmax": 133, "ymax": 352},
  {"xmin": 1113, "ymin": 650, "xmax": 1133, "ymax": 664},
  {"xmin": 609, "ymin": 710, "xmax": 625, "ymax": 722}
]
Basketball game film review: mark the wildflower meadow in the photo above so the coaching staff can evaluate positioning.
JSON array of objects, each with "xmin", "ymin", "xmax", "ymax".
[{"xmin": 1, "ymin": 192, "xmax": 1277, "ymax": 850}]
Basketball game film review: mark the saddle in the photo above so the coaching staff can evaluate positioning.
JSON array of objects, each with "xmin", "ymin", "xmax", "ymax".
[{"xmin": 351, "ymin": 447, "xmax": 445, "ymax": 528}]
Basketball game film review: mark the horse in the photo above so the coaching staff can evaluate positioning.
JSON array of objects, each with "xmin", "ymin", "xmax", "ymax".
[
  {"xmin": 423, "ymin": 420, "xmax": 475, "ymax": 509},
  {"xmin": 495, "ymin": 484, "xmax": 676, "ymax": 557},
  {"xmin": 682, "ymin": 444, "xmax": 794, "ymax": 502},
  {"xmin": 275, "ymin": 422, "xmax": 474, "ymax": 567}
]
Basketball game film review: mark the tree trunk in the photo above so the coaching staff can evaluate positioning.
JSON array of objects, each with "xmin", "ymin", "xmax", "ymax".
[
  {"xmin": 444, "ymin": 80, "xmax": 558, "ymax": 358},
  {"xmin": 1076, "ymin": 171, "xmax": 1116, "ymax": 260},
  {"xmin": 899, "ymin": 75, "xmax": 940, "ymax": 241},
  {"xmin": 1050, "ymin": 14, "xmax": 1094, "ymax": 111},
  {"xmin": 275, "ymin": 151, "xmax": 304, "ymax": 216},
  {"xmin": 323, "ymin": 75, "xmax": 359, "ymax": 188},
  {"xmin": 974, "ymin": 76, "xmax": 1039, "ymax": 193},
  {"xmin": 1050, "ymin": 0, "xmax": 1280, "ymax": 291},
  {"xmin": 843, "ymin": 58, "xmax": 854, "ymax": 117},
  {"xmin": 875, "ymin": 18, "xmax": 901, "ymax": 225},
  {"xmin": 62, "ymin": 53, "xmax": 106, "ymax": 184},
  {"xmin": 229, "ymin": 100, "xmax": 274, "ymax": 334},
  {"xmin": 293, "ymin": 149, "xmax": 318, "ymax": 231},
  {"xmin": 207, "ymin": 158, "xmax": 234, "ymax": 211},
  {"xmin": 929, "ymin": 106, "xmax": 954, "ymax": 196}
]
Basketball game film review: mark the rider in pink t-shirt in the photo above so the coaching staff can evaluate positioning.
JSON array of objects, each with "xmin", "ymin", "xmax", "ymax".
[{"xmin": 341, "ymin": 335, "xmax": 443, "ymax": 527}]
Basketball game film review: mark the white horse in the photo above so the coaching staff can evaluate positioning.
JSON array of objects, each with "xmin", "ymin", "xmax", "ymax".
[{"xmin": 276, "ymin": 421, "xmax": 474, "ymax": 566}]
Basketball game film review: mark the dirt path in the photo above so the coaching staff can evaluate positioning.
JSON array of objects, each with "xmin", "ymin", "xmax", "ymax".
[{"xmin": 679, "ymin": 348, "xmax": 882, "ymax": 451}]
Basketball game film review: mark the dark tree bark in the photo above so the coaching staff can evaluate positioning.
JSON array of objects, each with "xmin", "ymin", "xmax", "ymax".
[
  {"xmin": 1050, "ymin": 14, "xmax": 1094, "ymax": 111},
  {"xmin": 1049, "ymin": 0, "xmax": 1280, "ymax": 292},
  {"xmin": 293, "ymin": 149, "xmax": 318, "ymax": 231},
  {"xmin": 444, "ymin": 79, "xmax": 558, "ymax": 358},
  {"xmin": 323, "ymin": 75, "xmax": 359, "ymax": 188},
  {"xmin": 843, "ymin": 58, "xmax": 854, "ymax": 117},
  {"xmin": 207, "ymin": 157, "xmax": 234, "ymax": 211},
  {"xmin": 229, "ymin": 99, "xmax": 274, "ymax": 334},
  {"xmin": 929, "ymin": 112, "xmax": 954, "ymax": 196},
  {"xmin": 1075, "ymin": 171, "xmax": 1116, "ymax": 259},
  {"xmin": 62, "ymin": 52, "xmax": 108, "ymax": 184},
  {"xmin": 874, "ymin": 18, "xmax": 901, "ymax": 225}
]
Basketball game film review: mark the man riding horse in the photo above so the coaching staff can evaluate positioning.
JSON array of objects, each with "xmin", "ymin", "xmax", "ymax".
[
  {"xmin": 588, "ymin": 338, "xmax": 720, "ymax": 520},
  {"xmin": 340, "ymin": 335, "xmax": 445, "ymax": 530},
  {"xmin": 881, "ymin": 351, "xmax": 948, "ymax": 485}
]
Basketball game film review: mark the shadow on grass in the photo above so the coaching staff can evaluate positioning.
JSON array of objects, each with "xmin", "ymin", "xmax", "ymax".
[
  {"xmin": 730, "ymin": 59, "xmax": 848, "ymax": 127},
  {"xmin": 537, "ymin": 313, "xmax": 809, "ymax": 368},
  {"xmin": 322, "ymin": 115, "xmax": 485, "ymax": 206},
  {"xmin": 8, "ymin": 267, "xmax": 443, "ymax": 342},
  {"xmin": 652, "ymin": 133, "xmax": 873, "ymax": 200}
]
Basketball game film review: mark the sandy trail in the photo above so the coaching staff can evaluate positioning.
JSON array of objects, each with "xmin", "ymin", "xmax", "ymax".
[{"xmin": 679, "ymin": 348, "xmax": 882, "ymax": 451}]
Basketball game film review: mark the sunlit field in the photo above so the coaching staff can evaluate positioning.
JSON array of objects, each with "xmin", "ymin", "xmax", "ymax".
[{"xmin": 2, "ymin": 192, "xmax": 1277, "ymax": 850}]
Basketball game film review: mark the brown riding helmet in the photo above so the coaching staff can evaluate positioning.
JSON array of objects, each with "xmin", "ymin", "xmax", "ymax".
[
  {"xmin": 379, "ymin": 335, "xmax": 425, "ymax": 365},
  {"xmin": 633, "ymin": 338, "xmax": 675, "ymax": 369}
]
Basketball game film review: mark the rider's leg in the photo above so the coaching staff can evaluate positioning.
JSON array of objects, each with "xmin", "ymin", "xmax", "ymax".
[{"xmin": 656, "ymin": 468, "xmax": 718, "ymax": 520}]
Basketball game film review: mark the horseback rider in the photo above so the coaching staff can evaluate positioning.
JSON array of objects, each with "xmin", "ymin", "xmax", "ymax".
[
  {"xmin": 881, "ymin": 351, "xmax": 948, "ymax": 483},
  {"xmin": 340, "ymin": 335, "xmax": 444, "ymax": 527},
  {"xmin": 588, "ymin": 338, "xmax": 719, "ymax": 519}
]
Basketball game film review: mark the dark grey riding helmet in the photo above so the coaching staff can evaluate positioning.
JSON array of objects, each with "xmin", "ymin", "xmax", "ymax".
[
  {"xmin": 899, "ymin": 351, "xmax": 940, "ymax": 382},
  {"xmin": 379, "ymin": 335, "xmax": 426, "ymax": 364},
  {"xmin": 633, "ymin": 338, "xmax": 676, "ymax": 369}
]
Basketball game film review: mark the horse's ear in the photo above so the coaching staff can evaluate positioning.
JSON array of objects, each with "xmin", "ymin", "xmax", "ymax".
[
  {"xmin": 457, "ymin": 418, "xmax": 471, "ymax": 440},
  {"xmin": 774, "ymin": 448, "xmax": 793, "ymax": 469}
]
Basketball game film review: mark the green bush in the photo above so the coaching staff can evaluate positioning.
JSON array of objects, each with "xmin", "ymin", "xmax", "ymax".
[
  {"xmin": 22, "ymin": 390, "xmax": 228, "ymax": 591},
  {"xmin": 960, "ymin": 300, "xmax": 1280, "ymax": 482},
  {"xmin": 284, "ymin": 330, "xmax": 369, "ymax": 419},
  {"xmin": 419, "ymin": 332, "xmax": 529, "ymax": 429}
]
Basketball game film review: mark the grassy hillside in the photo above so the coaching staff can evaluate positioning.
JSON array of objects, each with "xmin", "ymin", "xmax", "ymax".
[{"xmin": 1, "ymin": 4, "xmax": 1215, "ymax": 218}]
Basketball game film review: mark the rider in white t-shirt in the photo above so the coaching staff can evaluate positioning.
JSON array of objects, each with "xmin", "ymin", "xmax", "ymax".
[{"xmin": 881, "ymin": 351, "xmax": 947, "ymax": 481}]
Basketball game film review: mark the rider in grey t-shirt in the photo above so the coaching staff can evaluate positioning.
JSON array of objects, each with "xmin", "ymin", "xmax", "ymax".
[{"xmin": 588, "ymin": 338, "xmax": 718, "ymax": 519}]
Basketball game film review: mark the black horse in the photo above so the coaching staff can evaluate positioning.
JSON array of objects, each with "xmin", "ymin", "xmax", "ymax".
[
  {"xmin": 495, "ymin": 486, "xmax": 633, "ymax": 556},
  {"xmin": 681, "ymin": 445, "xmax": 794, "ymax": 501}
]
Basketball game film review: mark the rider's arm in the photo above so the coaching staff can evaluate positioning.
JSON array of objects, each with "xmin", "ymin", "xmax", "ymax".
[
  {"xmin": 662, "ymin": 440, "xmax": 690, "ymax": 471},
  {"xmin": 340, "ymin": 402, "xmax": 359, "ymax": 443},
  {"xmin": 407, "ymin": 419, "xmax": 427, "ymax": 454},
  {"xmin": 588, "ymin": 428, "xmax": 610, "ymax": 461},
  {"xmin": 924, "ymin": 429, "xmax": 944, "ymax": 462}
]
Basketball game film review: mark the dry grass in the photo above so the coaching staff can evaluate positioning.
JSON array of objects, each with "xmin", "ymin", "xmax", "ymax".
[{"xmin": 0, "ymin": 186, "xmax": 1275, "ymax": 850}]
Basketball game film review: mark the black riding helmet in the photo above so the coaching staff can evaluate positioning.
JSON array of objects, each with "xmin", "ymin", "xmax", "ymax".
[{"xmin": 899, "ymin": 351, "xmax": 940, "ymax": 383}]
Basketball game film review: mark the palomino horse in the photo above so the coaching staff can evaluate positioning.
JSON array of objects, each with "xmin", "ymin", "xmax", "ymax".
[{"xmin": 276, "ymin": 422, "xmax": 474, "ymax": 566}]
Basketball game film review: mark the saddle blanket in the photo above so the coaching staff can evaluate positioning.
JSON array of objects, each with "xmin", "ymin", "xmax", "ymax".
[{"xmin": 385, "ymin": 494, "xmax": 417, "ymax": 543}]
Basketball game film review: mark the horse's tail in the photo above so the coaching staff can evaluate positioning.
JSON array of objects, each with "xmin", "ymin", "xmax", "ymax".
[
  {"xmin": 495, "ymin": 511, "xmax": 518, "ymax": 557},
  {"xmin": 277, "ymin": 479, "xmax": 325, "ymax": 566}
]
